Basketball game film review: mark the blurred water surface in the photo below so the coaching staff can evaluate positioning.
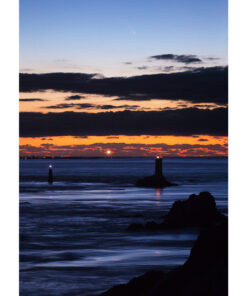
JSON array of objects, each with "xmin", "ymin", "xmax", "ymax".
[{"xmin": 20, "ymin": 157, "xmax": 227, "ymax": 296}]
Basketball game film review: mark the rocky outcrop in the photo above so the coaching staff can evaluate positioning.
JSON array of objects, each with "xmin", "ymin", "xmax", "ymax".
[
  {"xmin": 100, "ymin": 220, "xmax": 228, "ymax": 296},
  {"xmin": 136, "ymin": 175, "xmax": 176, "ymax": 188},
  {"xmin": 128, "ymin": 192, "xmax": 226, "ymax": 231}
]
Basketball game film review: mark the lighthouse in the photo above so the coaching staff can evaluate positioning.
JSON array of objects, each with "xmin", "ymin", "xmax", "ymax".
[
  {"xmin": 48, "ymin": 165, "xmax": 53, "ymax": 184},
  {"xmin": 136, "ymin": 156, "xmax": 177, "ymax": 188},
  {"xmin": 155, "ymin": 156, "xmax": 163, "ymax": 177}
]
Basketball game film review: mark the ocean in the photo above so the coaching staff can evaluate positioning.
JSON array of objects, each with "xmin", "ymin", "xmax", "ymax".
[{"xmin": 19, "ymin": 157, "xmax": 228, "ymax": 296}]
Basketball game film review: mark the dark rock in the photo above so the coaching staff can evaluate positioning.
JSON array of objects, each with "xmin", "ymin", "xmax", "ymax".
[
  {"xmin": 136, "ymin": 175, "xmax": 177, "ymax": 188},
  {"xmin": 100, "ymin": 220, "xmax": 228, "ymax": 296},
  {"xmin": 100, "ymin": 270, "xmax": 165, "ymax": 296},
  {"xmin": 184, "ymin": 221, "xmax": 227, "ymax": 272},
  {"xmin": 163, "ymin": 191, "xmax": 225, "ymax": 228},
  {"xmin": 127, "ymin": 192, "xmax": 226, "ymax": 231},
  {"xmin": 154, "ymin": 221, "xmax": 228, "ymax": 296}
]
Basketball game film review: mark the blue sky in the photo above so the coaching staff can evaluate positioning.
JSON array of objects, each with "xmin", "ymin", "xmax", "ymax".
[{"xmin": 20, "ymin": 0, "xmax": 227, "ymax": 76}]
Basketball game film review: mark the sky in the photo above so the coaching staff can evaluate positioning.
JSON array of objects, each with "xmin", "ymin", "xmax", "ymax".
[{"xmin": 19, "ymin": 0, "xmax": 228, "ymax": 157}]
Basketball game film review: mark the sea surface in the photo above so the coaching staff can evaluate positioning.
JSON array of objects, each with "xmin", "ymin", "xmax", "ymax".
[{"xmin": 20, "ymin": 157, "xmax": 228, "ymax": 296}]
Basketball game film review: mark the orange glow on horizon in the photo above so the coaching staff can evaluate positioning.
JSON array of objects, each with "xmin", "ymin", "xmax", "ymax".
[
  {"xmin": 19, "ymin": 134, "xmax": 228, "ymax": 157},
  {"xmin": 19, "ymin": 134, "xmax": 228, "ymax": 146}
]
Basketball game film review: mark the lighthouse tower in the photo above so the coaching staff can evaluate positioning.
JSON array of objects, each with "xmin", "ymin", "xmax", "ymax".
[
  {"xmin": 136, "ymin": 155, "xmax": 176, "ymax": 188},
  {"xmin": 155, "ymin": 156, "xmax": 163, "ymax": 177}
]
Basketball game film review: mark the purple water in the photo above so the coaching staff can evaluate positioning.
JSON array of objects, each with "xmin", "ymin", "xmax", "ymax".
[{"xmin": 20, "ymin": 157, "xmax": 227, "ymax": 295}]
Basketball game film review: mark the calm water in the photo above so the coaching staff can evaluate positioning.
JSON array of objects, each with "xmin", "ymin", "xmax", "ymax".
[{"xmin": 20, "ymin": 157, "xmax": 228, "ymax": 296}]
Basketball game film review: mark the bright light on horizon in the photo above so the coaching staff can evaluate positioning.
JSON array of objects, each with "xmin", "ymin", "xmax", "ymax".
[{"xmin": 106, "ymin": 150, "xmax": 111, "ymax": 155}]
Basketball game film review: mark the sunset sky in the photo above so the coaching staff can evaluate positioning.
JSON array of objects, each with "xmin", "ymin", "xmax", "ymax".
[{"xmin": 19, "ymin": 0, "xmax": 228, "ymax": 157}]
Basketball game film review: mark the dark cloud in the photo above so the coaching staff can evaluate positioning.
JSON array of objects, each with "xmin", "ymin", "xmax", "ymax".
[
  {"xmin": 205, "ymin": 57, "xmax": 220, "ymax": 61},
  {"xmin": 73, "ymin": 136, "xmax": 88, "ymax": 139},
  {"xmin": 44, "ymin": 103, "xmax": 94, "ymax": 109},
  {"xmin": 20, "ymin": 72, "xmax": 95, "ymax": 92},
  {"xmin": 161, "ymin": 107, "xmax": 176, "ymax": 111},
  {"xmin": 162, "ymin": 66, "xmax": 175, "ymax": 72},
  {"xmin": 107, "ymin": 136, "xmax": 119, "ymax": 139},
  {"xmin": 20, "ymin": 67, "xmax": 228, "ymax": 105},
  {"xmin": 149, "ymin": 54, "xmax": 202, "ymax": 64},
  {"xmin": 137, "ymin": 66, "xmax": 148, "ymax": 70},
  {"xmin": 20, "ymin": 107, "xmax": 227, "ymax": 137},
  {"xmin": 178, "ymin": 66, "xmax": 197, "ymax": 71},
  {"xmin": 114, "ymin": 94, "xmax": 152, "ymax": 101},
  {"xmin": 65, "ymin": 95, "xmax": 86, "ymax": 101},
  {"xmin": 198, "ymin": 139, "xmax": 209, "ymax": 142},
  {"xmin": 155, "ymin": 65, "xmax": 197, "ymax": 73},
  {"xmin": 43, "ymin": 103, "xmax": 139, "ymax": 110},
  {"xmin": 124, "ymin": 62, "xmax": 132, "ymax": 65},
  {"xmin": 193, "ymin": 104, "xmax": 216, "ymax": 108},
  {"xmin": 177, "ymin": 104, "xmax": 189, "ymax": 108},
  {"xmin": 98, "ymin": 104, "xmax": 139, "ymax": 110},
  {"xmin": 20, "ymin": 98, "xmax": 46, "ymax": 102}
]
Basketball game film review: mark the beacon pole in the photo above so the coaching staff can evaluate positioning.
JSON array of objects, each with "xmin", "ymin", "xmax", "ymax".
[{"xmin": 48, "ymin": 165, "xmax": 53, "ymax": 184}]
